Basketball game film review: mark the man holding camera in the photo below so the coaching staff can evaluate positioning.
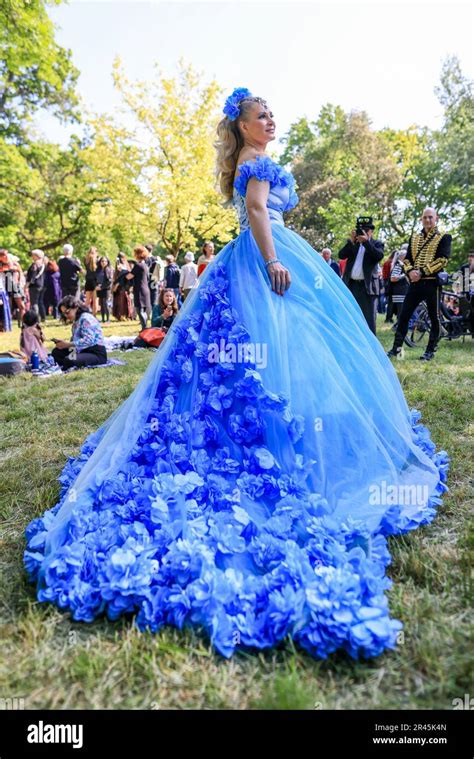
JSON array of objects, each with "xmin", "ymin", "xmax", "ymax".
[
  {"xmin": 338, "ymin": 216, "xmax": 384, "ymax": 334},
  {"xmin": 387, "ymin": 207, "xmax": 452, "ymax": 361}
]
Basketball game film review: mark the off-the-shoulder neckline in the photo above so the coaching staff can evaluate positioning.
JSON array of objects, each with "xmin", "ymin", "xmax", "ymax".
[{"xmin": 235, "ymin": 154, "xmax": 276, "ymax": 173}]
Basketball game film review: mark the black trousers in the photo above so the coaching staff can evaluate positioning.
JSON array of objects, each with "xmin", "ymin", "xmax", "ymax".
[
  {"xmin": 347, "ymin": 279, "xmax": 377, "ymax": 334},
  {"xmin": 98, "ymin": 290, "xmax": 110, "ymax": 321},
  {"xmin": 393, "ymin": 279, "xmax": 440, "ymax": 352},
  {"xmin": 29, "ymin": 287, "xmax": 46, "ymax": 321},
  {"xmin": 60, "ymin": 284, "xmax": 80, "ymax": 299},
  {"xmin": 52, "ymin": 344, "xmax": 107, "ymax": 370}
]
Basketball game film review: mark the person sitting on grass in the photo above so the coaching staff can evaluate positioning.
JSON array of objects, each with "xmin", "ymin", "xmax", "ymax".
[
  {"xmin": 51, "ymin": 295, "xmax": 107, "ymax": 371},
  {"xmin": 20, "ymin": 309, "xmax": 49, "ymax": 363},
  {"xmin": 151, "ymin": 288, "xmax": 179, "ymax": 331}
]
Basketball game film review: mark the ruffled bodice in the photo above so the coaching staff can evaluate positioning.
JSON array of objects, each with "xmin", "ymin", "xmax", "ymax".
[{"xmin": 233, "ymin": 155, "xmax": 299, "ymax": 232}]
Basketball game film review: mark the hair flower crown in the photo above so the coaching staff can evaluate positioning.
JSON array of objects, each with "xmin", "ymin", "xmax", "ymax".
[{"xmin": 223, "ymin": 87, "xmax": 252, "ymax": 121}]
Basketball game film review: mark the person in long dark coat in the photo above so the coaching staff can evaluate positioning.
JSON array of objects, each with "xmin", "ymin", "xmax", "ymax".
[
  {"xmin": 112, "ymin": 253, "xmax": 134, "ymax": 321},
  {"xmin": 26, "ymin": 249, "xmax": 47, "ymax": 322},
  {"xmin": 126, "ymin": 245, "xmax": 152, "ymax": 330}
]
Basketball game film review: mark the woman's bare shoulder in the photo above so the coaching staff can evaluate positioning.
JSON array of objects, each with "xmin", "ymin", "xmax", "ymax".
[{"xmin": 236, "ymin": 149, "xmax": 267, "ymax": 171}]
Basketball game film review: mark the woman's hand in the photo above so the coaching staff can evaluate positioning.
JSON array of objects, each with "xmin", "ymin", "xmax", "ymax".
[{"xmin": 267, "ymin": 260, "xmax": 291, "ymax": 296}]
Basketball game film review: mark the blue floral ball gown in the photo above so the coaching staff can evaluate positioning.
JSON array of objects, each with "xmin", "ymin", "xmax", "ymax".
[{"xmin": 24, "ymin": 155, "xmax": 449, "ymax": 660}]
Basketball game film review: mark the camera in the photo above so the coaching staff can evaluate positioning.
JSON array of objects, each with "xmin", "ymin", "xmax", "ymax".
[{"xmin": 356, "ymin": 216, "xmax": 373, "ymax": 236}]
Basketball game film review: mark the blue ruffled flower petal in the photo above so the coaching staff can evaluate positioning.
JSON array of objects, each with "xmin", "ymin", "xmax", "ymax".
[{"xmin": 234, "ymin": 155, "xmax": 299, "ymax": 211}]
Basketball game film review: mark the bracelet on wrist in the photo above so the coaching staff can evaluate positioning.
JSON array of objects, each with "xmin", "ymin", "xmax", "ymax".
[{"xmin": 264, "ymin": 258, "xmax": 280, "ymax": 268}]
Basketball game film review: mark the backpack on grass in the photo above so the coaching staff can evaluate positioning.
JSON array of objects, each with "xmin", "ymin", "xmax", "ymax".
[{"xmin": 0, "ymin": 351, "xmax": 27, "ymax": 376}]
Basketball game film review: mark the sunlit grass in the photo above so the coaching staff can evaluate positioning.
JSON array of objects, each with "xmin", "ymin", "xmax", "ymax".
[{"xmin": 0, "ymin": 316, "xmax": 472, "ymax": 709}]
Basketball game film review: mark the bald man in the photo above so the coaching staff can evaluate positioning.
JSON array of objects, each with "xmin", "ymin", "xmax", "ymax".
[{"xmin": 388, "ymin": 208, "xmax": 451, "ymax": 361}]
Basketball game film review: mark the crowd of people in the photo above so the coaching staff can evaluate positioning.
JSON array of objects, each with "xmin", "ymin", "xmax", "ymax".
[
  {"xmin": 1, "ymin": 215, "xmax": 473, "ymax": 371},
  {"xmin": 0, "ymin": 240, "xmax": 216, "ymax": 371},
  {"xmin": 0, "ymin": 240, "xmax": 216, "ymax": 329}
]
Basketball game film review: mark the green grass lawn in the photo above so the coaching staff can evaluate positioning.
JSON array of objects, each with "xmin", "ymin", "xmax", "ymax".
[{"xmin": 0, "ymin": 315, "xmax": 472, "ymax": 710}]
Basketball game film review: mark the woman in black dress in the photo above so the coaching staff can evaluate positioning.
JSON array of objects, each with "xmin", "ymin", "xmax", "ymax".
[
  {"xmin": 96, "ymin": 256, "xmax": 114, "ymax": 323},
  {"xmin": 84, "ymin": 247, "xmax": 98, "ymax": 316},
  {"xmin": 126, "ymin": 245, "xmax": 151, "ymax": 330}
]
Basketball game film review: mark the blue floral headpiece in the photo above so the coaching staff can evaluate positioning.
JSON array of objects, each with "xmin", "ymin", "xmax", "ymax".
[{"xmin": 223, "ymin": 87, "xmax": 253, "ymax": 121}]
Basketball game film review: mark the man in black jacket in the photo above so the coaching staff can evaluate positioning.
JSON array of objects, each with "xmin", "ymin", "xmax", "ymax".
[
  {"xmin": 387, "ymin": 208, "xmax": 452, "ymax": 361},
  {"xmin": 338, "ymin": 217, "xmax": 384, "ymax": 334},
  {"xmin": 58, "ymin": 243, "xmax": 83, "ymax": 298},
  {"xmin": 26, "ymin": 249, "xmax": 46, "ymax": 321}
]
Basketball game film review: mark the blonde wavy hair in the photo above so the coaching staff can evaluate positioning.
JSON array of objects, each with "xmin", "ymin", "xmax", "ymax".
[
  {"xmin": 215, "ymin": 96, "xmax": 268, "ymax": 202},
  {"xmin": 85, "ymin": 246, "xmax": 98, "ymax": 271}
]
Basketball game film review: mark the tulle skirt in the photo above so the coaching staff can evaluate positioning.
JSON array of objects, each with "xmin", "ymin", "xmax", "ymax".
[{"xmin": 24, "ymin": 223, "xmax": 449, "ymax": 659}]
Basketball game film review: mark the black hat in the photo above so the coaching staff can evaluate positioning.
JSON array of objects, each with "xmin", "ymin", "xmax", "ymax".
[{"xmin": 357, "ymin": 216, "xmax": 375, "ymax": 230}]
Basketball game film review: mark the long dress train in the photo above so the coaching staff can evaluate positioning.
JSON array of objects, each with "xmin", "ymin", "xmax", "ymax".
[{"xmin": 24, "ymin": 155, "xmax": 449, "ymax": 659}]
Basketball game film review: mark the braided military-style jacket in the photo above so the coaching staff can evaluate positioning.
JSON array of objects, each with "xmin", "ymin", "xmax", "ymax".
[{"xmin": 402, "ymin": 227, "xmax": 452, "ymax": 279}]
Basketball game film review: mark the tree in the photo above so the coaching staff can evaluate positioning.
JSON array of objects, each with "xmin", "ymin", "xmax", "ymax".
[
  {"xmin": 0, "ymin": 0, "xmax": 86, "ymax": 263},
  {"xmin": 284, "ymin": 106, "xmax": 401, "ymax": 251},
  {"xmin": 0, "ymin": 135, "xmax": 114, "ymax": 265},
  {"xmin": 380, "ymin": 125, "xmax": 438, "ymax": 243},
  {"xmin": 0, "ymin": 0, "xmax": 79, "ymax": 143},
  {"xmin": 435, "ymin": 56, "xmax": 474, "ymax": 264},
  {"xmin": 280, "ymin": 116, "xmax": 317, "ymax": 166},
  {"xmin": 381, "ymin": 57, "xmax": 473, "ymax": 266},
  {"xmin": 109, "ymin": 59, "xmax": 237, "ymax": 257},
  {"xmin": 280, "ymin": 58, "xmax": 473, "ymax": 268},
  {"xmin": 79, "ymin": 117, "xmax": 151, "ymax": 255}
]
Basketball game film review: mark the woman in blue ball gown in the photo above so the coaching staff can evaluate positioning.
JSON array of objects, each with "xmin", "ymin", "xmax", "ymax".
[{"xmin": 24, "ymin": 88, "xmax": 449, "ymax": 660}]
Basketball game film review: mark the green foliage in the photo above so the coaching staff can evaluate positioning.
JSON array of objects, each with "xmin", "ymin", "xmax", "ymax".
[
  {"xmin": 285, "ymin": 106, "xmax": 401, "ymax": 251},
  {"xmin": 435, "ymin": 56, "xmax": 474, "ymax": 261},
  {"xmin": 283, "ymin": 57, "xmax": 473, "ymax": 269},
  {"xmin": 0, "ymin": 0, "xmax": 79, "ymax": 143},
  {"xmin": 1, "ymin": 47, "xmax": 238, "ymax": 261},
  {"xmin": 0, "ymin": 135, "xmax": 118, "ymax": 266},
  {"xmin": 1, "ymin": 0, "xmax": 471, "ymax": 275},
  {"xmin": 280, "ymin": 116, "xmax": 316, "ymax": 166},
  {"xmin": 108, "ymin": 58, "xmax": 237, "ymax": 256}
]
